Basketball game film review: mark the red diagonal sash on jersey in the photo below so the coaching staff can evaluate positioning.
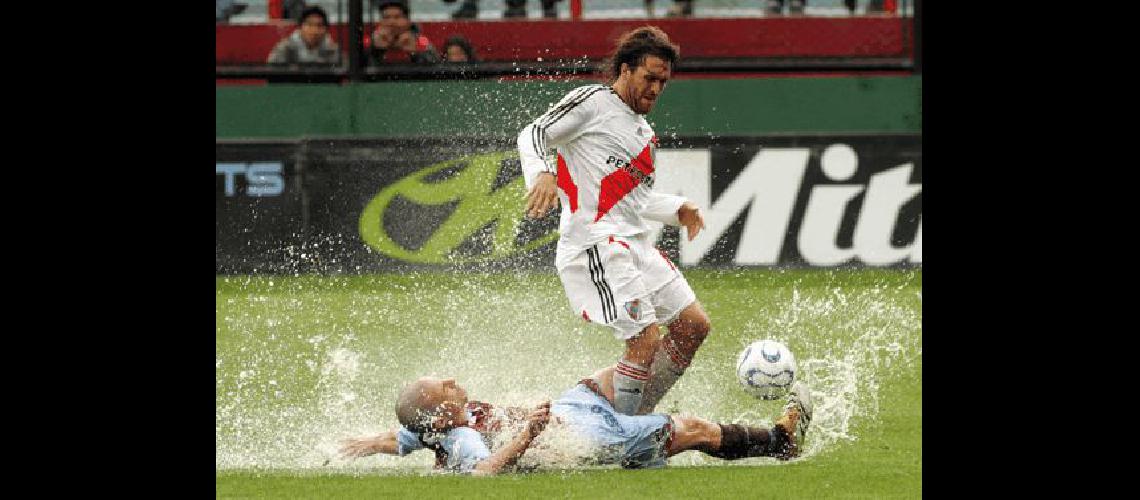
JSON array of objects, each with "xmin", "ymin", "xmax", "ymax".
[
  {"xmin": 556, "ymin": 152, "xmax": 579, "ymax": 214},
  {"xmin": 594, "ymin": 137, "xmax": 656, "ymax": 222}
]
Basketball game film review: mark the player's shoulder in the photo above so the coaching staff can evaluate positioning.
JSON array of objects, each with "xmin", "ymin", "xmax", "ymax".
[
  {"xmin": 449, "ymin": 426, "xmax": 483, "ymax": 439},
  {"xmin": 570, "ymin": 83, "xmax": 609, "ymax": 93},
  {"xmin": 445, "ymin": 426, "xmax": 488, "ymax": 451},
  {"xmin": 560, "ymin": 84, "xmax": 613, "ymax": 104}
]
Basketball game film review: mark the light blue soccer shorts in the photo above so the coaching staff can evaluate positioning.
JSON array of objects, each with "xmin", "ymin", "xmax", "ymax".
[{"xmin": 551, "ymin": 384, "xmax": 674, "ymax": 469}]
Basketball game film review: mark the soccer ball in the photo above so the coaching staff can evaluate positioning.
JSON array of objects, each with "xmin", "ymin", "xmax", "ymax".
[{"xmin": 736, "ymin": 340, "xmax": 797, "ymax": 400}]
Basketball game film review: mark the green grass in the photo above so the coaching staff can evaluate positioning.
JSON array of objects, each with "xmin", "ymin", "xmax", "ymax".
[{"xmin": 217, "ymin": 268, "xmax": 921, "ymax": 499}]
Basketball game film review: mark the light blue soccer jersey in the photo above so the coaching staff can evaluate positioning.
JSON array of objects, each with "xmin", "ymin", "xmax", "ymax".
[
  {"xmin": 395, "ymin": 425, "xmax": 491, "ymax": 473},
  {"xmin": 551, "ymin": 384, "xmax": 673, "ymax": 469},
  {"xmin": 395, "ymin": 426, "xmax": 425, "ymax": 456}
]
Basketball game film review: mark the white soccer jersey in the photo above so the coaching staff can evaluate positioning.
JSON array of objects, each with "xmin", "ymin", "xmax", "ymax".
[{"xmin": 518, "ymin": 84, "xmax": 687, "ymax": 270}]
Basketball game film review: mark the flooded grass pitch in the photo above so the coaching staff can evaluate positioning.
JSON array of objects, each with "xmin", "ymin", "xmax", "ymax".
[{"xmin": 216, "ymin": 268, "xmax": 920, "ymax": 474}]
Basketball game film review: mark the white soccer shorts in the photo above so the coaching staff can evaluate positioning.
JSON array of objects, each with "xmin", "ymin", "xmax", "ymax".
[{"xmin": 558, "ymin": 234, "xmax": 697, "ymax": 340}]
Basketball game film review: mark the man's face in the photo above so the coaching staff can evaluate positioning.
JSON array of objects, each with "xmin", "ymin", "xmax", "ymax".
[
  {"xmin": 623, "ymin": 55, "xmax": 671, "ymax": 115},
  {"xmin": 421, "ymin": 376, "xmax": 469, "ymax": 429},
  {"xmin": 380, "ymin": 6, "xmax": 411, "ymax": 34},
  {"xmin": 446, "ymin": 45, "xmax": 468, "ymax": 62},
  {"xmin": 299, "ymin": 14, "xmax": 327, "ymax": 48}
]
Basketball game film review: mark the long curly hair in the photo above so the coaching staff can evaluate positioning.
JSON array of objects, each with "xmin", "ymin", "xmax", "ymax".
[{"xmin": 600, "ymin": 26, "xmax": 680, "ymax": 84}]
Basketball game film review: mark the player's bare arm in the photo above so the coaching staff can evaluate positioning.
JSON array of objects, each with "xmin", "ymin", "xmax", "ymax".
[
  {"xmin": 472, "ymin": 401, "xmax": 551, "ymax": 476},
  {"xmin": 338, "ymin": 430, "xmax": 400, "ymax": 458}
]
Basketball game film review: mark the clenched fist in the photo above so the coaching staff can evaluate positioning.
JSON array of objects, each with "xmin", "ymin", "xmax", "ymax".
[{"xmin": 678, "ymin": 201, "xmax": 706, "ymax": 241}]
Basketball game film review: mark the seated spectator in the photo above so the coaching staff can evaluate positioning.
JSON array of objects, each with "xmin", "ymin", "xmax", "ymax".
[
  {"xmin": 448, "ymin": 0, "xmax": 561, "ymax": 20},
  {"xmin": 283, "ymin": 0, "xmax": 307, "ymax": 21},
  {"xmin": 266, "ymin": 5, "xmax": 342, "ymax": 65},
  {"xmin": 765, "ymin": 0, "xmax": 806, "ymax": 16},
  {"xmin": 441, "ymin": 35, "xmax": 478, "ymax": 63},
  {"xmin": 866, "ymin": 0, "xmax": 892, "ymax": 14},
  {"xmin": 644, "ymin": 0, "xmax": 693, "ymax": 18},
  {"xmin": 369, "ymin": 1, "xmax": 441, "ymax": 64},
  {"xmin": 216, "ymin": 0, "xmax": 247, "ymax": 23}
]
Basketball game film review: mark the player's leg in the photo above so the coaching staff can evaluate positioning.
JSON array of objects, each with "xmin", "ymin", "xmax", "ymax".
[
  {"xmin": 669, "ymin": 381, "xmax": 814, "ymax": 460},
  {"xmin": 666, "ymin": 415, "xmax": 794, "ymax": 460},
  {"xmin": 613, "ymin": 323, "xmax": 661, "ymax": 415},
  {"xmin": 593, "ymin": 241, "xmax": 659, "ymax": 415},
  {"xmin": 667, "ymin": 301, "xmax": 711, "ymax": 361},
  {"xmin": 559, "ymin": 244, "xmax": 657, "ymax": 416},
  {"xmin": 636, "ymin": 243, "xmax": 709, "ymax": 413},
  {"xmin": 639, "ymin": 301, "xmax": 711, "ymax": 413},
  {"xmin": 668, "ymin": 415, "xmax": 796, "ymax": 460}
]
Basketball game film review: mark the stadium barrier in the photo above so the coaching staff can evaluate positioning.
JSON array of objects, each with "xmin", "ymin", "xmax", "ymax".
[
  {"xmin": 216, "ymin": 77, "xmax": 921, "ymax": 139},
  {"xmin": 216, "ymin": 134, "xmax": 920, "ymax": 273},
  {"xmin": 216, "ymin": 17, "xmax": 912, "ymax": 65}
]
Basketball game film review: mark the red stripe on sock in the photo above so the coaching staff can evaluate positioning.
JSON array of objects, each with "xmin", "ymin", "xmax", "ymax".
[
  {"xmin": 615, "ymin": 370, "xmax": 648, "ymax": 381},
  {"xmin": 616, "ymin": 363, "xmax": 649, "ymax": 380},
  {"xmin": 665, "ymin": 340, "xmax": 691, "ymax": 370},
  {"xmin": 616, "ymin": 365, "xmax": 649, "ymax": 377},
  {"xmin": 617, "ymin": 361, "xmax": 649, "ymax": 375}
]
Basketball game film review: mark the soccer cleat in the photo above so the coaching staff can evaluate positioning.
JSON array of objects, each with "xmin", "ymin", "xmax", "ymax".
[{"xmin": 772, "ymin": 381, "xmax": 813, "ymax": 459}]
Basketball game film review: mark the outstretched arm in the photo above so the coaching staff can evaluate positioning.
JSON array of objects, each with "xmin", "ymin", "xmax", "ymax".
[{"xmin": 339, "ymin": 430, "xmax": 400, "ymax": 458}]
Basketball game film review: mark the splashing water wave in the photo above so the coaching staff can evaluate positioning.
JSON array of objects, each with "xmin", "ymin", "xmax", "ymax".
[{"xmin": 216, "ymin": 272, "xmax": 920, "ymax": 473}]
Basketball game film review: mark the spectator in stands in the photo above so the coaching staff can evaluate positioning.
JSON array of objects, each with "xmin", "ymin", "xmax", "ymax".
[
  {"xmin": 448, "ymin": 0, "xmax": 561, "ymax": 20},
  {"xmin": 370, "ymin": 0, "xmax": 441, "ymax": 64},
  {"xmin": 283, "ymin": 0, "xmax": 307, "ymax": 21},
  {"xmin": 765, "ymin": 0, "xmax": 806, "ymax": 16},
  {"xmin": 644, "ymin": 0, "xmax": 693, "ymax": 18},
  {"xmin": 867, "ymin": 0, "xmax": 892, "ymax": 14},
  {"xmin": 215, "ymin": 0, "xmax": 247, "ymax": 23},
  {"xmin": 441, "ymin": 35, "xmax": 479, "ymax": 63},
  {"xmin": 266, "ymin": 5, "xmax": 343, "ymax": 65}
]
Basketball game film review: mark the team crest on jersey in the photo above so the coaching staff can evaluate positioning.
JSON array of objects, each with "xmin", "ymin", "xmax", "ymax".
[{"xmin": 624, "ymin": 299, "xmax": 641, "ymax": 320}]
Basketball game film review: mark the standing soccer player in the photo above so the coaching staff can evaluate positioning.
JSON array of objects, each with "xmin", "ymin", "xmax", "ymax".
[{"xmin": 517, "ymin": 26, "xmax": 710, "ymax": 416}]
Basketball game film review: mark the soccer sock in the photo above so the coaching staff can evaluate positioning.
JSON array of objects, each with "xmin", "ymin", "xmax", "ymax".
[
  {"xmin": 638, "ymin": 337, "xmax": 691, "ymax": 414},
  {"xmin": 701, "ymin": 423, "xmax": 791, "ymax": 460},
  {"xmin": 612, "ymin": 360, "xmax": 650, "ymax": 415}
]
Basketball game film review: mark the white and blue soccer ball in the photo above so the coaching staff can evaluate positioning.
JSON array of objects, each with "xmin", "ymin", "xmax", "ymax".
[{"xmin": 736, "ymin": 340, "xmax": 797, "ymax": 400}]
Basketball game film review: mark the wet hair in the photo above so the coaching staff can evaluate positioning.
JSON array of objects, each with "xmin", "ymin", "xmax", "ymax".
[
  {"xmin": 298, "ymin": 5, "xmax": 329, "ymax": 26},
  {"xmin": 442, "ymin": 35, "xmax": 478, "ymax": 62},
  {"xmin": 601, "ymin": 26, "xmax": 680, "ymax": 83}
]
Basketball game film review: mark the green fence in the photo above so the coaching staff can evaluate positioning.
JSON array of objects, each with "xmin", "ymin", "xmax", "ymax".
[{"xmin": 216, "ymin": 76, "xmax": 921, "ymax": 139}]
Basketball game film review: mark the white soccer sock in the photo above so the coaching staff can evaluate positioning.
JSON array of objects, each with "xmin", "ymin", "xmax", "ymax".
[
  {"xmin": 638, "ymin": 338, "xmax": 691, "ymax": 414},
  {"xmin": 612, "ymin": 360, "xmax": 650, "ymax": 415}
]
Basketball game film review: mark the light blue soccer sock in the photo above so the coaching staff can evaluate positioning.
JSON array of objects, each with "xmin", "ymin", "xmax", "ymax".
[{"xmin": 613, "ymin": 360, "xmax": 650, "ymax": 415}]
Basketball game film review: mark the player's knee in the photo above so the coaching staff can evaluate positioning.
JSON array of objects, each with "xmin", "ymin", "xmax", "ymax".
[
  {"xmin": 689, "ymin": 315, "xmax": 711, "ymax": 342},
  {"xmin": 672, "ymin": 311, "xmax": 711, "ymax": 345}
]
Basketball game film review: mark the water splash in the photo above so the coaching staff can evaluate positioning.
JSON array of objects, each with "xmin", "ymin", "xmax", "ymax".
[{"xmin": 216, "ymin": 271, "xmax": 920, "ymax": 472}]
